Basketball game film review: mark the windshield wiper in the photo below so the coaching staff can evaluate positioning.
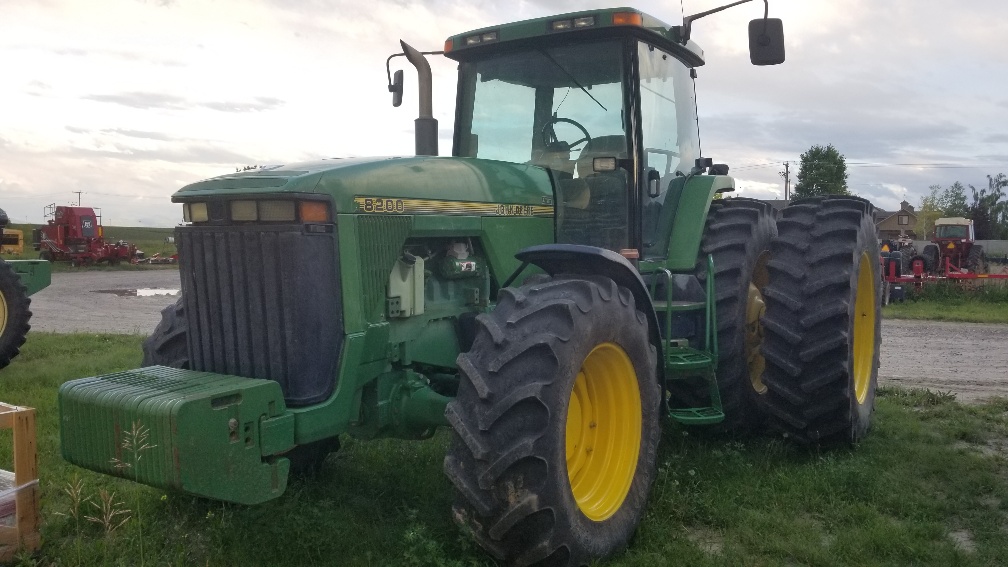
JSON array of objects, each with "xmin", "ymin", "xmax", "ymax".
[{"xmin": 538, "ymin": 49, "xmax": 607, "ymax": 112}]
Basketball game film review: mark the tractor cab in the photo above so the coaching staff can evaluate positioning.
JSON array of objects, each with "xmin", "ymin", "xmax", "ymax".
[{"xmin": 449, "ymin": 29, "xmax": 700, "ymax": 255}]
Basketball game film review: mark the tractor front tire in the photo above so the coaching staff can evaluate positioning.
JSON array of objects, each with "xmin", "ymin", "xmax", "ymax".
[
  {"xmin": 668, "ymin": 197, "xmax": 776, "ymax": 433},
  {"xmin": 761, "ymin": 197, "xmax": 882, "ymax": 445},
  {"xmin": 0, "ymin": 260, "xmax": 32, "ymax": 370},
  {"xmin": 142, "ymin": 298, "xmax": 190, "ymax": 368},
  {"xmin": 445, "ymin": 275, "xmax": 660, "ymax": 566}
]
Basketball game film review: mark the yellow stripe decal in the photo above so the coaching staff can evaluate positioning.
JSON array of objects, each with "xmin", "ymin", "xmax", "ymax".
[{"xmin": 354, "ymin": 196, "xmax": 554, "ymax": 217}]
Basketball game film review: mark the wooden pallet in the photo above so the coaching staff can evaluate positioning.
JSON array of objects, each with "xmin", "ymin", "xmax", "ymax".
[{"xmin": 0, "ymin": 403, "xmax": 40, "ymax": 562}]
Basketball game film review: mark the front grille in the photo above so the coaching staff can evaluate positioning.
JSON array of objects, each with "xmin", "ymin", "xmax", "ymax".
[{"xmin": 176, "ymin": 223, "xmax": 342, "ymax": 406}]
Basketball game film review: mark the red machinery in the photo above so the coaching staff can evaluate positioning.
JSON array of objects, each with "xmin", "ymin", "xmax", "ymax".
[{"xmin": 32, "ymin": 204, "xmax": 137, "ymax": 265}]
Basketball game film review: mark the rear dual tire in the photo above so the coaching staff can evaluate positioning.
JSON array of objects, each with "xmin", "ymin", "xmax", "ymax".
[
  {"xmin": 761, "ymin": 197, "xmax": 882, "ymax": 445},
  {"xmin": 667, "ymin": 197, "xmax": 776, "ymax": 433}
]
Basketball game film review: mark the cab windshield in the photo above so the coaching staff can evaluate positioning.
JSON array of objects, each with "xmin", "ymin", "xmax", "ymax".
[
  {"xmin": 936, "ymin": 224, "xmax": 969, "ymax": 239},
  {"xmin": 454, "ymin": 38, "xmax": 700, "ymax": 253}
]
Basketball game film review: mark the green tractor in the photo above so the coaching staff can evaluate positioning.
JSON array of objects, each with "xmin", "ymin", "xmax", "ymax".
[
  {"xmin": 0, "ymin": 207, "xmax": 52, "ymax": 370},
  {"xmin": 58, "ymin": 3, "xmax": 882, "ymax": 565}
]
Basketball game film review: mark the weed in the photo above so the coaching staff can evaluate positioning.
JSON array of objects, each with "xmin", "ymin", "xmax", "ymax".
[
  {"xmin": 85, "ymin": 489, "xmax": 130, "ymax": 534},
  {"xmin": 111, "ymin": 420, "xmax": 156, "ymax": 566}
]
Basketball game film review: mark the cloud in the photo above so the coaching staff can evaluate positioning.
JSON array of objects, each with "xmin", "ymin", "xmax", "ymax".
[{"xmin": 81, "ymin": 92, "xmax": 285, "ymax": 112}]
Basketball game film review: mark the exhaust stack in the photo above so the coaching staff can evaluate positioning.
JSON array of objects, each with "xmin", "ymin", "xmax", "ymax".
[{"xmin": 400, "ymin": 40, "xmax": 438, "ymax": 156}]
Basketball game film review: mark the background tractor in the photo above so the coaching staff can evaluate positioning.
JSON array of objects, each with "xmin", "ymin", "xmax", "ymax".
[
  {"xmin": 0, "ymin": 208, "xmax": 51, "ymax": 370},
  {"xmin": 912, "ymin": 217, "xmax": 987, "ymax": 275},
  {"xmin": 58, "ymin": 4, "xmax": 883, "ymax": 565}
]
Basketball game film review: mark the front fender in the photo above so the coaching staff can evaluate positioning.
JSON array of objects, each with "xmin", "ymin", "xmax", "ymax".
[{"xmin": 512, "ymin": 244, "xmax": 663, "ymax": 377}]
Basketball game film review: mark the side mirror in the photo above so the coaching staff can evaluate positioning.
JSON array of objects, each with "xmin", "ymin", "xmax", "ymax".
[
  {"xmin": 748, "ymin": 18, "xmax": 785, "ymax": 65},
  {"xmin": 389, "ymin": 69, "xmax": 404, "ymax": 107}
]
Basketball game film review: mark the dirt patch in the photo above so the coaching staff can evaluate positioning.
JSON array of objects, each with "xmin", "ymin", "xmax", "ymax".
[{"xmin": 879, "ymin": 319, "xmax": 1008, "ymax": 405}]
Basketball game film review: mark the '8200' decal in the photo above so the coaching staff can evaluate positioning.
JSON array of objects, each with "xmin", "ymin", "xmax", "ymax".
[{"xmin": 354, "ymin": 197, "xmax": 553, "ymax": 217}]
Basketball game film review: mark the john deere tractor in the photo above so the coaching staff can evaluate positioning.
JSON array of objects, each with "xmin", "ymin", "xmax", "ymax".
[{"xmin": 59, "ymin": 3, "xmax": 882, "ymax": 565}]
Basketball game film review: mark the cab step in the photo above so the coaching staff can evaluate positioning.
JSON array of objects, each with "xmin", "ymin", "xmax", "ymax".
[{"xmin": 669, "ymin": 406, "xmax": 725, "ymax": 425}]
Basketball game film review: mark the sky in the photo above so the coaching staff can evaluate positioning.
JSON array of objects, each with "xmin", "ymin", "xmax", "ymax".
[{"xmin": 2, "ymin": 0, "xmax": 1007, "ymax": 227}]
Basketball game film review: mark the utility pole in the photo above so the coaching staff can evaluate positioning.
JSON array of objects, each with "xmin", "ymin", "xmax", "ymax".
[
  {"xmin": 779, "ymin": 161, "xmax": 791, "ymax": 201},
  {"xmin": 73, "ymin": 191, "xmax": 82, "ymax": 206}
]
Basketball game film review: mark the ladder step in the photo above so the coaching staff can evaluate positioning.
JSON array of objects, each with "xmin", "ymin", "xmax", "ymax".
[
  {"xmin": 652, "ymin": 300, "xmax": 705, "ymax": 312},
  {"xmin": 669, "ymin": 406, "xmax": 725, "ymax": 425},
  {"xmin": 665, "ymin": 346, "xmax": 715, "ymax": 373}
]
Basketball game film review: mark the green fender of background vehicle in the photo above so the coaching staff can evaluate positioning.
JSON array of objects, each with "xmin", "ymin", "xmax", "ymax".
[{"xmin": 0, "ymin": 207, "xmax": 52, "ymax": 370}]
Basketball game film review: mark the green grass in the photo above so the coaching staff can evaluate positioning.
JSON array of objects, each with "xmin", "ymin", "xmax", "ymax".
[
  {"xmin": 884, "ymin": 281, "xmax": 1008, "ymax": 323},
  {"xmin": 2, "ymin": 334, "xmax": 1007, "ymax": 566}
]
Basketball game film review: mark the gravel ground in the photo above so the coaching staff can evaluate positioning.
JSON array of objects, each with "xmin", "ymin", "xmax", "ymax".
[
  {"xmin": 25, "ymin": 269, "xmax": 1008, "ymax": 404},
  {"xmin": 29, "ymin": 269, "xmax": 181, "ymax": 335}
]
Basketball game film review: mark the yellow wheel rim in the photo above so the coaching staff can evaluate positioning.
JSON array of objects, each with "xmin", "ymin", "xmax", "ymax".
[
  {"xmin": 566, "ymin": 342, "xmax": 641, "ymax": 521},
  {"xmin": 0, "ymin": 287, "xmax": 8, "ymax": 337},
  {"xmin": 746, "ymin": 252, "xmax": 770, "ymax": 394},
  {"xmin": 852, "ymin": 252, "xmax": 876, "ymax": 404}
]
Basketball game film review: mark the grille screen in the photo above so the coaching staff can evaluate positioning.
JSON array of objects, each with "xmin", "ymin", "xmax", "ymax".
[{"xmin": 176, "ymin": 224, "xmax": 342, "ymax": 406}]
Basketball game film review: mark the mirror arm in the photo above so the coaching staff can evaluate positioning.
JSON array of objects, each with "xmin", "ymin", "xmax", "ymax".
[{"xmin": 676, "ymin": 0, "xmax": 767, "ymax": 44}]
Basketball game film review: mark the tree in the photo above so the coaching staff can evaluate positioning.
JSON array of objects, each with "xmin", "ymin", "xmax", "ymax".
[
  {"xmin": 968, "ymin": 174, "xmax": 1008, "ymax": 239},
  {"xmin": 938, "ymin": 181, "xmax": 969, "ymax": 217},
  {"xmin": 793, "ymin": 144, "xmax": 850, "ymax": 199},
  {"xmin": 916, "ymin": 184, "xmax": 943, "ymax": 238}
]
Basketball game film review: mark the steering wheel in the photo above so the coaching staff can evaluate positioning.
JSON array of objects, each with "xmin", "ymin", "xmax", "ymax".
[{"xmin": 541, "ymin": 117, "xmax": 591, "ymax": 152}]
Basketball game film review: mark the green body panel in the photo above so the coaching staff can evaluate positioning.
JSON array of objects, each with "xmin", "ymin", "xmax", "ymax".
[
  {"xmin": 641, "ymin": 175, "xmax": 734, "ymax": 273},
  {"xmin": 7, "ymin": 259, "xmax": 51, "ymax": 296},
  {"xmin": 59, "ymin": 366, "xmax": 294, "ymax": 505},
  {"xmin": 173, "ymin": 157, "xmax": 555, "ymax": 215}
]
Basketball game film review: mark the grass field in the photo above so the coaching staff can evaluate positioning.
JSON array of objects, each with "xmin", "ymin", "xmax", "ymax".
[
  {"xmin": 2, "ymin": 334, "xmax": 1006, "ymax": 566},
  {"xmin": 883, "ymin": 281, "xmax": 1008, "ymax": 323}
]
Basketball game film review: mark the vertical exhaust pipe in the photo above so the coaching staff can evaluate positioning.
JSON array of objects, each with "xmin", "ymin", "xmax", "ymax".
[{"xmin": 400, "ymin": 40, "xmax": 438, "ymax": 156}]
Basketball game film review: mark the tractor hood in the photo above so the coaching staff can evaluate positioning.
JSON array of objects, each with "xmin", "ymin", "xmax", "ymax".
[{"xmin": 173, "ymin": 156, "xmax": 555, "ymax": 215}]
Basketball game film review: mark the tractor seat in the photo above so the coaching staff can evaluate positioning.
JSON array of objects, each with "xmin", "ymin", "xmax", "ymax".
[{"xmin": 558, "ymin": 135, "xmax": 629, "ymax": 250}]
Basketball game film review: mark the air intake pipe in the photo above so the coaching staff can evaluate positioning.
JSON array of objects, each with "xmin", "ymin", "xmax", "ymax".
[{"xmin": 400, "ymin": 40, "xmax": 438, "ymax": 156}]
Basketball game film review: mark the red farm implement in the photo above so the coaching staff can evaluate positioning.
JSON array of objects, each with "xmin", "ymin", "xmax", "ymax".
[{"xmin": 32, "ymin": 204, "xmax": 137, "ymax": 266}]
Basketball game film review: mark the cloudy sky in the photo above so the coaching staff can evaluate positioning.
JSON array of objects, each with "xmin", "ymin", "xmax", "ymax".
[{"xmin": 2, "ymin": 0, "xmax": 1007, "ymax": 227}]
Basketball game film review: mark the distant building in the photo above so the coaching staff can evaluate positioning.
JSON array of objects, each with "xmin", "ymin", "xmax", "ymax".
[{"xmin": 876, "ymin": 200, "xmax": 918, "ymax": 241}]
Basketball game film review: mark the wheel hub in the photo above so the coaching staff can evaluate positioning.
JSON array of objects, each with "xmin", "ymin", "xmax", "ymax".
[{"xmin": 565, "ymin": 342, "xmax": 641, "ymax": 521}]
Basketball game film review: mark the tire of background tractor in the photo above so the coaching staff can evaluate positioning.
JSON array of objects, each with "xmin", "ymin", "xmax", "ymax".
[
  {"xmin": 899, "ymin": 245, "xmax": 917, "ymax": 274},
  {"xmin": 666, "ymin": 197, "xmax": 776, "ymax": 433},
  {"xmin": 922, "ymin": 244, "xmax": 939, "ymax": 273},
  {"xmin": 967, "ymin": 245, "xmax": 988, "ymax": 274},
  {"xmin": 444, "ymin": 275, "xmax": 660, "ymax": 566},
  {"xmin": 0, "ymin": 260, "xmax": 33, "ymax": 370},
  {"xmin": 141, "ymin": 298, "xmax": 340, "ymax": 471},
  {"xmin": 142, "ymin": 298, "xmax": 190, "ymax": 368},
  {"xmin": 760, "ymin": 196, "xmax": 882, "ymax": 445}
]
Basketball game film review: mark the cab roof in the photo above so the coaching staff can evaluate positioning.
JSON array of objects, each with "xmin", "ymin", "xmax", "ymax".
[{"xmin": 444, "ymin": 7, "xmax": 705, "ymax": 67}]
